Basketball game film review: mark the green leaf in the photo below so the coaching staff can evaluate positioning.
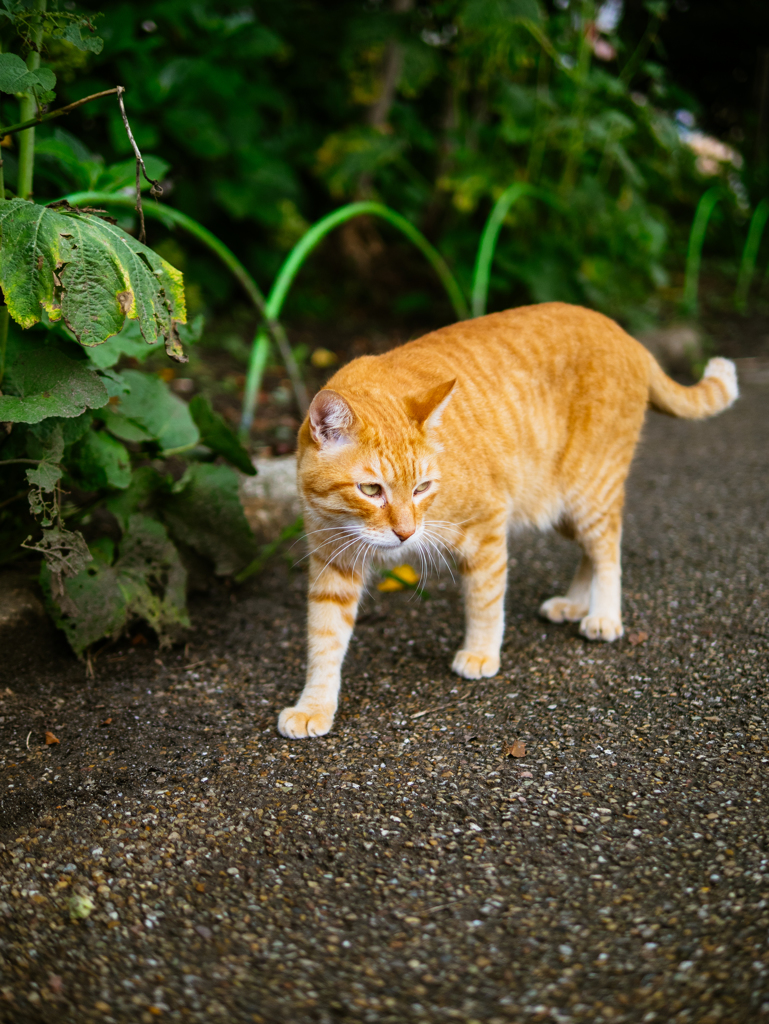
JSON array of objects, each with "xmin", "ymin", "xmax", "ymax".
[
  {"xmin": 99, "ymin": 406, "xmax": 154, "ymax": 444},
  {"xmin": 0, "ymin": 198, "xmax": 187, "ymax": 361},
  {"xmin": 98, "ymin": 369, "xmax": 131, "ymax": 398},
  {"xmin": 0, "ymin": 341, "xmax": 108, "ymax": 423},
  {"xmin": 70, "ymin": 429, "xmax": 132, "ymax": 490},
  {"xmin": 189, "ymin": 394, "xmax": 256, "ymax": 475},
  {"xmin": 0, "ymin": 52, "xmax": 57, "ymax": 94},
  {"xmin": 83, "ymin": 319, "xmax": 164, "ymax": 370},
  {"xmin": 42, "ymin": 514, "xmax": 188, "ymax": 657},
  {"xmin": 59, "ymin": 22, "xmax": 104, "ymax": 54},
  {"xmin": 106, "ymin": 466, "xmax": 166, "ymax": 532},
  {"xmin": 116, "ymin": 370, "xmax": 199, "ymax": 453},
  {"xmin": 25, "ymin": 421, "xmax": 64, "ymax": 491},
  {"xmin": 161, "ymin": 463, "xmax": 256, "ymax": 575}
]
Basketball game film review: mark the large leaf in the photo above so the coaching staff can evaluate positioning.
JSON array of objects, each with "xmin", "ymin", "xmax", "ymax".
[
  {"xmin": 161, "ymin": 463, "xmax": 256, "ymax": 575},
  {"xmin": 0, "ymin": 341, "xmax": 108, "ymax": 423},
  {"xmin": 42, "ymin": 514, "xmax": 189, "ymax": 656},
  {"xmin": 70, "ymin": 429, "xmax": 132, "ymax": 490},
  {"xmin": 0, "ymin": 52, "xmax": 56, "ymax": 94},
  {"xmin": 115, "ymin": 369, "xmax": 199, "ymax": 453},
  {"xmin": 189, "ymin": 394, "xmax": 256, "ymax": 475},
  {"xmin": 83, "ymin": 318, "xmax": 164, "ymax": 370},
  {"xmin": 0, "ymin": 198, "xmax": 187, "ymax": 361}
]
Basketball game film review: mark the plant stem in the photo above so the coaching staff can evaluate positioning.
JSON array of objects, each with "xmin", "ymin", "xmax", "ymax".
[
  {"xmin": 239, "ymin": 201, "xmax": 469, "ymax": 434},
  {"xmin": 560, "ymin": 0, "xmax": 594, "ymax": 195},
  {"xmin": 16, "ymin": 0, "xmax": 46, "ymax": 200},
  {"xmin": 0, "ymin": 88, "xmax": 120, "ymax": 139},
  {"xmin": 471, "ymin": 184, "xmax": 563, "ymax": 318},
  {"xmin": 0, "ymin": 304, "xmax": 8, "ymax": 386},
  {"xmin": 735, "ymin": 198, "xmax": 769, "ymax": 314},
  {"xmin": 682, "ymin": 186, "xmax": 722, "ymax": 316}
]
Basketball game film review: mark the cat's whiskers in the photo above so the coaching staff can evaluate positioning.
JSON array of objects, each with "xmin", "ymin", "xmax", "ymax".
[
  {"xmin": 316, "ymin": 533, "xmax": 367, "ymax": 580},
  {"xmin": 420, "ymin": 528, "xmax": 457, "ymax": 582}
]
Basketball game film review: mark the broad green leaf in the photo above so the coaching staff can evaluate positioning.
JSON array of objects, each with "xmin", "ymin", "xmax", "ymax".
[
  {"xmin": 83, "ymin": 319, "xmax": 164, "ymax": 369},
  {"xmin": 0, "ymin": 342, "xmax": 108, "ymax": 423},
  {"xmin": 98, "ymin": 369, "xmax": 131, "ymax": 398},
  {"xmin": 161, "ymin": 462, "xmax": 256, "ymax": 575},
  {"xmin": 71, "ymin": 429, "xmax": 132, "ymax": 490},
  {"xmin": 189, "ymin": 393, "xmax": 256, "ymax": 475},
  {"xmin": 0, "ymin": 198, "xmax": 187, "ymax": 361},
  {"xmin": 29, "ymin": 411, "xmax": 93, "ymax": 448},
  {"xmin": 42, "ymin": 514, "xmax": 188, "ymax": 656},
  {"xmin": 116, "ymin": 370, "xmax": 199, "ymax": 452},
  {"xmin": 59, "ymin": 22, "xmax": 104, "ymax": 54},
  {"xmin": 106, "ymin": 466, "xmax": 166, "ymax": 532},
  {"xmin": 0, "ymin": 52, "xmax": 57, "ymax": 94},
  {"xmin": 99, "ymin": 406, "xmax": 154, "ymax": 443}
]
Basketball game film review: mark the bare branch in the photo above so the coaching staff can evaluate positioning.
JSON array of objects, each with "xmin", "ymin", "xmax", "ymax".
[{"xmin": 116, "ymin": 86, "xmax": 163, "ymax": 245}]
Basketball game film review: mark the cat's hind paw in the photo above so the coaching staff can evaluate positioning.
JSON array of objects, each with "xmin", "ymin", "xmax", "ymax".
[
  {"xmin": 579, "ymin": 615, "xmax": 623, "ymax": 642},
  {"xmin": 278, "ymin": 705, "xmax": 335, "ymax": 739},
  {"xmin": 540, "ymin": 596, "xmax": 589, "ymax": 623},
  {"xmin": 451, "ymin": 649, "xmax": 500, "ymax": 679}
]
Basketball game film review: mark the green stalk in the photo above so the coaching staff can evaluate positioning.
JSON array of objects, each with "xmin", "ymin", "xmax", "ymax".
[
  {"xmin": 471, "ymin": 184, "xmax": 563, "ymax": 318},
  {"xmin": 17, "ymin": 0, "xmax": 46, "ymax": 201},
  {"xmin": 560, "ymin": 0, "xmax": 594, "ymax": 195},
  {"xmin": 240, "ymin": 200, "xmax": 469, "ymax": 435},
  {"xmin": 734, "ymin": 198, "xmax": 769, "ymax": 315},
  {"xmin": 63, "ymin": 189, "xmax": 307, "ymax": 415},
  {"xmin": 682, "ymin": 187, "xmax": 722, "ymax": 316},
  {"xmin": 0, "ymin": 304, "xmax": 9, "ymax": 386}
]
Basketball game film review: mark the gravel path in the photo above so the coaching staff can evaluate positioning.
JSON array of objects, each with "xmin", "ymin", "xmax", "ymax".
[{"xmin": 1, "ymin": 370, "xmax": 768, "ymax": 1024}]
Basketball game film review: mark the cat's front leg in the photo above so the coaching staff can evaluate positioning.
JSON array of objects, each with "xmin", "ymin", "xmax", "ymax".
[
  {"xmin": 278, "ymin": 554, "xmax": 364, "ymax": 739},
  {"xmin": 452, "ymin": 522, "xmax": 508, "ymax": 680}
]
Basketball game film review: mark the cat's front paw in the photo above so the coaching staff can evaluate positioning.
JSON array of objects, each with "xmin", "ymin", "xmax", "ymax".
[
  {"xmin": 451, "ymin": 649, "xmax": 500, "ymax": 679},
  {"xmin": 540, "ymin": 596, "xmax": 589, "ymax": 623},
  {"xmin": 579, "ymin": 615, "xmax": 623, "ymax": 642},
  {"xmin": 277, "ymin": 704, "xmax": 335, "ymax": 739}
]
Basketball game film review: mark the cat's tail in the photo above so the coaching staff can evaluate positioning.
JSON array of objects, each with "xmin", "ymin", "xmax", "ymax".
[{"xmin": 646, "ymin": 355, "xmax": 739, "ymax": 419}]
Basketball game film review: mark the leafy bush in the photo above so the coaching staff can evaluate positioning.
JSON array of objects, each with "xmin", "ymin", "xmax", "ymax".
[
  {"xmin": 0, "ymin": 0, "xmax": 257, "ymax": 657},
  {"xmin": 60, "ymin": 0, "xmax": 748, "ymax": 326}
]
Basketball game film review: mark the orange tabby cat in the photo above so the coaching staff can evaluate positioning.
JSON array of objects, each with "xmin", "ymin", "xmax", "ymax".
[{"xmin": 278, "ymin": 302, "xmax": 738, "ymax": 739}]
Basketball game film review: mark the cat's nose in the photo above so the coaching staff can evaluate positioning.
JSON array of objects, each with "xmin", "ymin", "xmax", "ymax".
[{"xmin": 393, "ymin": 527, "xmax": 415, "ymax": 543}]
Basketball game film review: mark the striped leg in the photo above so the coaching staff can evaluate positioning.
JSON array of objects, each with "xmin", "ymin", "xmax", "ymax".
[
  {"xmin": 540, "ymin": 552, "xmax": 592, "ymax": 623},
  {"xmin": 278, "ymin": 555, "xmax": 364, "ymax": 738},
  {"xmin": 452, "ymin": 526, "xmax": 508, "ymax": 680},
  {"xmin": 578, "ymin": 506, "xmax": 624, "ymax": 642}
]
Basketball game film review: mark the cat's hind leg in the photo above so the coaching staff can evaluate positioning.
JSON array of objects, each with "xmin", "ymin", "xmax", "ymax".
[
  {"xmin": 540, "ymin": 552, "xmax": 592, "ymax": 623},
  {"xmin": 577, "ymin": 505, "xmax": 624, "ymax": 642},
  {"xmin": 452, "ymin": 519, "xmax": 508, "ymax": 679}
]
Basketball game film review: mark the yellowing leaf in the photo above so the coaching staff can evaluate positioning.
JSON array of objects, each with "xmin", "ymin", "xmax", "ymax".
[{"xmin": 377, "ymin": 564, "xmax": 420, "ymax": 592}]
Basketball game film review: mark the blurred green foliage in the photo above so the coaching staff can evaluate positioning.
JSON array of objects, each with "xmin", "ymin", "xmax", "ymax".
[{"xmin": 22, "ymin": 0, "xmax": 747, "ymax": 328}]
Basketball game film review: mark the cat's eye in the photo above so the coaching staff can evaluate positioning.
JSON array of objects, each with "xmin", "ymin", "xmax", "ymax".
[
  {"xmin": 359, "ymin": 483, "xmax": 382, "ymax": 497},
  {"xmin": 414, "ymin": 481, "xmax": 431, "ymax": 494}
]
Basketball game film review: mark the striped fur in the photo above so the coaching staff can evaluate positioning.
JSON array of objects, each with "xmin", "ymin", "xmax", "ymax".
[{"xmin": 277, "ymin": 302, "xmax": 738, "ymax": 738}]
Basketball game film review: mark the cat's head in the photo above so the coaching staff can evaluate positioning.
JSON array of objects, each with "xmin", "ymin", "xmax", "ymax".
[{"xmin": 298, "ymin": 380, "xmax": 455, "ymax": 556}]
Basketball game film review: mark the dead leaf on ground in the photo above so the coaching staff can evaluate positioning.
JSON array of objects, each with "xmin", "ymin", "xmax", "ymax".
[
  {"xmin": 100, "ymin": 718, "xmax": 112, "ymax": 726},
  {"xmin": 507, "ymin": 739, "xmax": 526, "ymax": 758},
  {"xmin": 195, "ymin": 882, "xmax": 206, "ymax": 893},
  {"xmin": 44, "ymin": 731, "xmax": 60, "ymax": 745},
  {"xmin": 628, "ymin": 631, "xmax": 648, "ymax": 646}
]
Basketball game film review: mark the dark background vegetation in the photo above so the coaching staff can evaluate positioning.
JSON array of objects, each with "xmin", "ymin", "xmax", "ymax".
[{"xmin": 3, "ymin": 0, "xmax": 766, "ymax": 363}]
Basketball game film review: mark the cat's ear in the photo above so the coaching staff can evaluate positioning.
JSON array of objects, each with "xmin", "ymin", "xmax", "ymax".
[
  {"xmin": 308, "ymin": 389, "xmax": 357, "ymax": 447},
  {"xmin": 405, "ymin": 379, "xmax": 456, "ymax": 431}
]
